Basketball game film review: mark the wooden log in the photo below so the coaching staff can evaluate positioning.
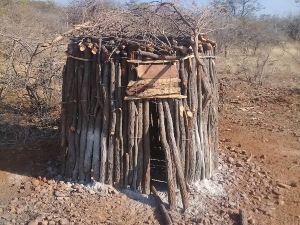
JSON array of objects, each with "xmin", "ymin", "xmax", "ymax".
[
  {"xmin": 174, "ymin": 100, "xmax": 180, "ymax": 150},
  {"xmin": 137, "ymin": 50, "xmax": 178, "ymax": 60},
  {"xmin": 91, "ymin": 39, "xmax": 103, "ymax": 180},
  {"xmin": 64, "ymin": 57, "xmax": 76, "ymax": 178},
  {"xmin": 170, "ymin": 100, "xmax": 177, "ymax": 189},
  {"xmin": 178, "ymin": 59, "xmax": 187, "ymax": 96},
  {"xmin": 127, "ymin": 78, "xmax": 181, "ymax": 87},
  {"xmin": 127, "ymin": 86, "xmax": 181, "ymax": 98},
  {"xmin": 157, "ymin": 102, "xmax": 176, "ymax": 210},
  {"xmin": 188, "ymin": 58, "xmax": 198, "ymax": 112},
  {"xmin": 99, "ymin": 62, "xmax": 110, "ymax": 183},
  {"xmin": 121, "ymin": 59, "xmax": 128, "ymax": 187},
  {"xmin": 124, "ymin": 152, "xmax": 130, "ymax": 187},
  {"xmin": 194, "ymin": 121, "xmax": 202, "ymax": 181},
  {"xmin": 127, "ymin": 59, "xmax": 178, "ymax": 64},
  {"xmin": 132, "ymin": 103, "xmax": 139, "ymax": 190},
  {"xmin": 163, "ymin": 100, "xmax": 189, "ymax": 211},
  {"xmin": 78, "ymin": 49, "xmax": 91, "ymax": 182},
  {"xmin": 196, "ymin": 63, "xmax": 204, "ymax": 179},
  {"xmin": 124, "ymin": 94, "xmax": 186, "ymax": 100},
  {"xmin": 151, "ymin": 185, "xmax": 173, "ymax": 225},
  {"xmin": 239, "ymin": 209, "xmax": 248, "ymax": 225},
  {"xmin": 114, "ymin": 61, "xmax": 122, "ymax": 185},
  {"xmin": 60, "ymin": 65, "xmax": 68, "ymax": 150},
  {"xmin": 178, "ymin": 100, "xmax": 186, "ymax": 171},
  {"xmin": 127, "ymin": 101, "xmax": 136, "ymax": 187},
  {"xmin": 83, "ymin": 68, "xmax": 96, "ymax": 182},
  {"xmin": 142, "ymin": 101, "xmax": 151, "ymax": 194},
  {"xmin": 136, "ymin": 101, "xmax": 144, "ymax": 189},
  {"xmin": 107, "ymin": 60, "xmax": 116, "ymax": 185},
  {"xmin": 72, "ymin": 61, "xmax": 84, "ymax": 180},
  {"xmin": 92, "ymin": 107, "xmax": 102, "ymax": 180}
]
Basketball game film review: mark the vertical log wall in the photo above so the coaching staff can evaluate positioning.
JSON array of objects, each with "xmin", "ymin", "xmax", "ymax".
[{"xmin": 61, "ymin": 38, "xmax": 218, "ymax": 209}]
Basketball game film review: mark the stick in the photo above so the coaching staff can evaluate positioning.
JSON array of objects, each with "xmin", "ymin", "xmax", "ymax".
[
  {"xmin": 163, "ymin": 100, "xmax": 189, "ymax": 211},
  {"xmin": 239, "ymin": 209, "xmax": 248, "ymax": 225},
  {"xmin": 127, "ymin": 101, "xmax": 136, "ymax": 187},
  {"xmin": 107, "ymin": 60, "xmax": 116, "ymax": 185},
  {"xmin": 99, "ymin": 62, "xmax": 110, "ymax": 183},
  {"xmin": 78, "ymin": 49, "xmax": 91, "ymax": 182},
  {"xmin": 157, "ymin": 102, "xmax": 176, "ymax": 210},
  {"xmin": 142, "ymin": 101, "xmax": 151, "ymax": 194},
  {"xmin": 136, "ymin": 101, "xmax": 144, "ymax": 189},
  {"xmin": 151, "ymin": 185, "xmax": 173, "ymax": 225}
]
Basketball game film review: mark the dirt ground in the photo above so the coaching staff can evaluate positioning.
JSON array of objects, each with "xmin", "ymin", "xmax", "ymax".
[{"xmin": 0, "ymin": 66, "xmax": 299, "ymax": 224}]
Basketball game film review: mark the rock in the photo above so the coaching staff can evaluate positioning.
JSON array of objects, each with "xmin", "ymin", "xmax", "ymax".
[
  {"xmin": 272, "ymin": 190, "xmax": 281, "ymax": 195},
  {"xmin": 59, "ymin": 218, "xmax": 69, "ymax": 225},
  {"xmin": 32, "ymin": 179, "xmax": 40, "ymax": 187},
  {"xmin": 54, "ymin": 190, "xmax": 67, "ymax": 197},
  {"xmin": 248, "ymin": 218, "xmax": 255, "ymax": 224},
  {"xmin": 277, "ymin": 182, "xmax": 291, "ymax": 189},
  {"xmin": 277, "ymin": 200, "xmax": 285, "ymax": 205},
  {"xmin": 290, "ymin": 181, "xmax": 297, "ymax": 187},
  {"xmin": 27, "ymin": 220, "xmax": 39, "ymax": 225},
  {"xmin": 227, "ymin": 157, "xmax": 235, "ymax": 164},
  {"xmin": 260, "ymin": 154, "xmax": 266, "ymax": 159},
  {"xmin": 3, "ymin": 222, "xmax": 13, "ymax": 225},
  {"xmin": 236, "ymin": 161, "xmax": 244, "ymax": 167},
  {"xmin": 88, "ymin": 190, "xmax": 95, "ymax": 195},
  {"xmin": 48, "ymin": 221, "xmax": 55, "ymax": 225}
]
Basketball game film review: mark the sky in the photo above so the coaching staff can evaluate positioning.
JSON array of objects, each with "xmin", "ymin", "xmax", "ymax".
[{"xmin": 54, "ymin": 0, "xmax": 300, "ymax": 16}]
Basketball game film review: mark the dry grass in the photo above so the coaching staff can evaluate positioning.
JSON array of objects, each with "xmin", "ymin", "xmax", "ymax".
[{"xmin": 217, "ymin": 41, "xmax": 300, "ymax": 89}]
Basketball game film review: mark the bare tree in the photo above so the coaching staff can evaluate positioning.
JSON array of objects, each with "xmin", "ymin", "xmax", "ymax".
[
  {"xmin": 0, "ymin": 0, "xmax": 67, "ymax": 123},
  {"xmin": 212, "ymin": 0, "xmax": 261, "ymax": 18}
]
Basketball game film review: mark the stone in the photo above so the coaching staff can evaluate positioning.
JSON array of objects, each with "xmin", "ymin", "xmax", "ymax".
[
  {"xmin": 27, "ymin": 220, "xmax": 39, "ymax": 225},
  {"xmin": 59, "ymin": 218, "xmax": 69, "ymax": 225},
  {"xmin": 277, "ymin": 182, "xmax": 291, "ymax": 189},
  {"xmin": 32, "ymin": 179, "xmax": 40, "ymax": 187},
  {"xmin": 227, "ymin": 157, "xmax": 235, "ymax": 164},
  {"xmin": 277, "ymin": 200, "xmax": 285, "ymax": 205},
  {"xmin": 41, "ymin": 220, "xmax": 48, "ymax": 225},
  {"xmin": 260, "ymin": 155, "xmax": 266, "ymax": 159},
  {"xmin": 248, "ymin": 218, "xmax": 255, "ymax": 224},
  {"xmin": 48, "ymin": 221, "xmax": 55, "ymax": 225},
  {"xmin": 236, "ymin": 161, "xmax": 244, "ymax": 167},
  {"xmin": 54, "ymin": 190, "xmax": 67, "ymax": 197},
  {"xmin": 88, "ymin": 190, "xmax": 95, "ymax": 195},
  {"xmin": 272, "ymin": 189, "xmax": 281, "ymax": 195}
]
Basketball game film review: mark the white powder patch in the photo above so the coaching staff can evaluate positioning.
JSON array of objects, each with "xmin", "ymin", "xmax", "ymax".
[{"xmin": 192, "ymin": 178, "xmax": 226, "ymax": 197}]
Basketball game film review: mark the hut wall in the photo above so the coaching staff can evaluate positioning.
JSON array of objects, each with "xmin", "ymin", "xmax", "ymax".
[{"xmin": 61, "ymin": 38, "xmax": 218, "ymax": 197}]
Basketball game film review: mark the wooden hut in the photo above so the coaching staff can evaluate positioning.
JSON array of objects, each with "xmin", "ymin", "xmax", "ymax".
[{"xmin": 61, "ymin": 35, "xmax": 218, "ymax": 210}]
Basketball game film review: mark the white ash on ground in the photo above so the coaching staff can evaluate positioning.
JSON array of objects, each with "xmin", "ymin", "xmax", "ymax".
[
  {"xmin": 154, "ymin": 144, "xmax": 285, "ymax": 225},
  {"xmin": 0, "ymin": 143, "xmax": 293, "ymax": 225},
  {"xmin": 0, "ymin": 179, "xmax": 160, "ymax": 225}
]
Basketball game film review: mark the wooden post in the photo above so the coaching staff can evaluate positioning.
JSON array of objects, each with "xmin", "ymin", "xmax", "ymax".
[
  {"xmin": 143, "ymin": 100, "xmax": 151, "ymax": 194},
  {"xmin": 158, "ymin": 102, "xmax": 176, "ymax": 210},
  {"xmin": 163, "ymin": 100, "xmax": 189, "ymax": 211}
]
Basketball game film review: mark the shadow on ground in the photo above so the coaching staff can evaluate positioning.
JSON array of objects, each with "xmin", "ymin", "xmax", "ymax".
[{"xmin": 0, "ymin": 122, "xmax": 61, "ymax": 179}]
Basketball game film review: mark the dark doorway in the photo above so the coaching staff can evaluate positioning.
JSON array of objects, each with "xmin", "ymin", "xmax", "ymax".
[{"xmin": 149, "ymin": 101, "xmax": 167, "ymax": 189}]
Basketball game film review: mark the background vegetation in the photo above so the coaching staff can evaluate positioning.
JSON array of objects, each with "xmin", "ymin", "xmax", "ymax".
[{"xmin": 0, "ymin": 0, "xmax": 299, "ymax": 143}]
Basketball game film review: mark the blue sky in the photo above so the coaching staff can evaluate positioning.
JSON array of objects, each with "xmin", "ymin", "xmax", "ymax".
[{"xmin": 54, "ymin": 0, "xmax": 300, "ymax": 16}]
